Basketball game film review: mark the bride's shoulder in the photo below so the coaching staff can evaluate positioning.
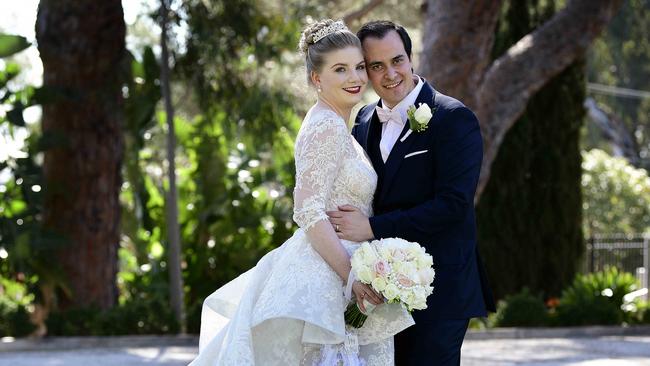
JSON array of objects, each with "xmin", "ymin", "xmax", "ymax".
[{"xmin": 301, "ymin": 108, "xmax": 348, "ymax": 134}]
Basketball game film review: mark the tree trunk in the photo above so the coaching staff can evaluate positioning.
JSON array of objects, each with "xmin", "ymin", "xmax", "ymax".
[
  {"xmin": 36, "ymin": 0, "xmax": 125, "ymax": 310},
  {"xmin": 421, "ymin": 0, "xmax": 624, "ymax": 201},
  {"xmin": 159, "ymin": 0, "xmax": 186, "ymax": 333}
]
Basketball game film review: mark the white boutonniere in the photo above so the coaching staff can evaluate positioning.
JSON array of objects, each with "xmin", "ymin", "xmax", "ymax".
[{"xmin": 407, "ymin": 103, "xmax": 435, "ymax": 133}]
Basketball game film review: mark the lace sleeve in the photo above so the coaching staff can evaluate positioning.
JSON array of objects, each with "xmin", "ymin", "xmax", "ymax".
[{"xmin": 293, "ymin": 114, "xmax": 349, "ymax": 231}]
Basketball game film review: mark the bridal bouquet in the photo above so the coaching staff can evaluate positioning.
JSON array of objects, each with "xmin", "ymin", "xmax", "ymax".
[{"xmin": 345, "ymin": 238, "xmax": 435, "ymax": 328}]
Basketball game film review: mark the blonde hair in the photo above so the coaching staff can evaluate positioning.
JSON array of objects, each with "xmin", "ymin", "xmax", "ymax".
[{"xmin": 298, "ymin": 19, "xmax": 361, "ymax": 86}]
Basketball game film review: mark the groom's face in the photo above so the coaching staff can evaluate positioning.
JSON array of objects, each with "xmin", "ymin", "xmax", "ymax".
[{"xmin": 362, "ymin": 30, "xmax": 415, "ymax": 109}]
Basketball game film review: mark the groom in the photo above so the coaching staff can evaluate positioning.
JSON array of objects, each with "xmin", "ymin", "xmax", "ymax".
[{"xmin": 327, "ymin": 21, "xmax": 495, "ymax": 365}]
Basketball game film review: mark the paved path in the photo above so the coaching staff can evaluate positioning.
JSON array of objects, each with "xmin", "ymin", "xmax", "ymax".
[
  {"xmin": 1, "ymin": 334, "xmax": 649, "ymax": 365},
  {"xmin": 0, "ymin": 346, "xmax": 197, "ymax": 366},
  {"xmin": 461, "ymin": 335, "xmax": 650, "ymax": 365}
]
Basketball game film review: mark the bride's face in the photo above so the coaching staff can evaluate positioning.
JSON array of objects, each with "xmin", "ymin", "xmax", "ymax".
[{"xmin": 313, "ymin": 46, "xmax": 368, "ymax": 109}]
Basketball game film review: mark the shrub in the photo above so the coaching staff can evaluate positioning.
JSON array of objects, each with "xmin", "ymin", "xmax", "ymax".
[
  {"xmin": 0, "ymin": 277, "xmax": 36, "ymax": 337},
  {"xmin": 46, "ymin": 296, "xmax": 179, "ymax": 336},
  {"xmin": 555, "ymin": 267, "xmax": 638, "ymax": 326},
  {"xmin": 0, "ymin": 296, "xmax": 35, "ymax": 337},
  {"xmin": 582, "ymin": 149, "xmax": 650, "ymax": 236},
  {"xmin": 643, "ymin": 306, "xmax": 650, "ymax": 324},
  {"xmin": 492, "ymin": 288, "xmax": 549, "ymax": 327},
  {"xmin": 629, "ymin": 301, "xmax": 650, "ymax": 325}
]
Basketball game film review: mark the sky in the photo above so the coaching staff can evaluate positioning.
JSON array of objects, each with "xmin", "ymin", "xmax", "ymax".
[{"xmin": 0, "ymin": 0, "xmax": 155, "ymax": 178}]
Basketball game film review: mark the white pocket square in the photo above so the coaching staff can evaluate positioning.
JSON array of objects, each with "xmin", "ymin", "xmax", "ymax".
[{"xmin": 404, "ymin": 150, "xmax": 429, "ymax": 159}]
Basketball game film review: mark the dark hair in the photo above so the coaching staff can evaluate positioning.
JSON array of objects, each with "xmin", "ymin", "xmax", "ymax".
[
  {"xmin": 357, "ymin": 20, "xmax": 412, "ymax": 59},
  {"xmin": 299, "ymin": 19, "xmax": 361, "ymax": 86}
]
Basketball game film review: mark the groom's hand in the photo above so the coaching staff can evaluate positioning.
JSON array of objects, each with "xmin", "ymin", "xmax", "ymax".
[{"xmin": 326, "ymin": 205, "xmax": 374, "ymax": 242}]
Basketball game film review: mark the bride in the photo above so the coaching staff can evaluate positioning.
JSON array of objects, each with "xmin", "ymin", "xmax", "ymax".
[{"xmin": 189, "ymin": 19, "xmax": 413, "ymax": 366}]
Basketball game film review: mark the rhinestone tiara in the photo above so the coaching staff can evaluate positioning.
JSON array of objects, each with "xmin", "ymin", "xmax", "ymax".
[{"xmin": 311, "ymin": 20, "xmax": 347, "ymax": 44}]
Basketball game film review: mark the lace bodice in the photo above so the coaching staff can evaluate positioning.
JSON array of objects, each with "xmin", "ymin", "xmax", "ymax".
[{"xmin": 293, "ymin": 108, "xmax": 377, "ymax": 231}]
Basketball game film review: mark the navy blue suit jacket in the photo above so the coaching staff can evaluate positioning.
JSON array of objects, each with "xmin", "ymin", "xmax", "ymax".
[{"xmin": 352, "ymin": 79, "xmax": 495, "ymax": 321}]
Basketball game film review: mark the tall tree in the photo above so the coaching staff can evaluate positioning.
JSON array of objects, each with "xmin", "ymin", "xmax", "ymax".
[
  {"xmin": 476, "ymin": 1, "xmax": 585, "ymax": 300},
  {"xmin": 159, "ymin": 0, "xmax": 185, "ymax": 332},
  {"xmin": 35, "ymin": 0, "xmax": 126, "ymax": 310},
  {"xmin": 421, "ymin": 0, "xmax": 624, "ymax": 200}
]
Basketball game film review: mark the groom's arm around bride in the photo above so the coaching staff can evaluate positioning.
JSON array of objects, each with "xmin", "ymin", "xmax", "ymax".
[{"xmin": 327, "ymin": 20, "xmax": 495, "ymax": 366}]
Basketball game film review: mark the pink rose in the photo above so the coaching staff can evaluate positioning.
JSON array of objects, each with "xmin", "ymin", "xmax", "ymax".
[
  {"xmin": 373, "ymin": 260, "xmax": 390, "ymax": 276},
  {"xmin": 396, "ymin": 274, "xmax": 415, "ymax": 287}
]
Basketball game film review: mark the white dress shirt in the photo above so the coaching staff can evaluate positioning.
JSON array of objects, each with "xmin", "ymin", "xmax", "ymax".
[{"xmin": 378, "ymin": 76, "xmax": 424, "ymax": 162}]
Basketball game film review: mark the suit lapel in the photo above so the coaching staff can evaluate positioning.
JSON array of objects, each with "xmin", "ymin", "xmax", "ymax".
[
  {"xmin": 362, "ymin": 101, "xmax": 384, "ymax": 173},
  {"xmin": 378, "ymin": 81, "xmax": 437, "ymax": 201}
]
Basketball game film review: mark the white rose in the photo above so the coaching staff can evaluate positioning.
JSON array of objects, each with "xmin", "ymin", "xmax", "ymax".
[
  {"xmin": 391, "ymin": 261, "xmax": 405, "ymax": 275},
  {"xmin": 378, "ymin": 244, "xmax": 392, "ymax": 259},
  {"xmin": 383, "ymin": 283, "xmax": 400, "ymax": 301},
  {"xmin": 416, "ymin": 254, "xmax": 433, "ymax": 269},
  {"xmin": 412, "ymin": 286, "xmax": 427, "ymax": 302},
  {"xmin": 402, "ymin": 289, "xmax": 416, "ymax": 305},
  {"xmin": 357, "ymin": 266, "xmax": 374, "ymax": 284},
  {"xmin": 414, "ymin": 104, "xmax": 433, "ymax": 125},
  {"xmin": 351, "ymin": 253, "xmax": 364, "ymax": 270},
  {"xmin": 361, "ymin": 245, "xmax": 378, "ymax": 266},
  {"xmin": 413, "ymin": 300, "xmax": 428, "ymax": 310},
  {"xmin": 401, "ymin": 262, "xmax": 418, "ymax": 279},
  {"xmin": 371, "ymin": 276, "xmax": 387, "ymax": 292},
  {"xmin": 392, "ymin": 249, "xmax": 407, "ymax": 262},
  {"xmin": 417, "ymin": 267, "xmax": 435, "ymax": 286},
  {"xmin": 406, "ymin": 246, "xmax": 420, "ymax": 260},
  {"xmin": 426, "ymin": 285, "xmax": 434, "ymax": 296}
]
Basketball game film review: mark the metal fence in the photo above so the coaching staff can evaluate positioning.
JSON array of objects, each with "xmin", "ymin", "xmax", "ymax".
[{"xmin": 584, "ymin": 234, "xmax": 650, "ymax": 291}]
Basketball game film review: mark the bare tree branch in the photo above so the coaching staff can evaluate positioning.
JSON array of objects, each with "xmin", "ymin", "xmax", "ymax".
[
  {"xmin": 473, "ymin": 0, "xmax": 624, "ymax": 198},
  {"xmin": 343, "ymin": 0, "xmax": 384, "ymax": 25},
  {"xmin": 421, "ymin": 0, "xmax": 503, "ymax": 105},
  {"xmin": 585, "ymin": 97, "xmax": 640, "ymax": 166}
]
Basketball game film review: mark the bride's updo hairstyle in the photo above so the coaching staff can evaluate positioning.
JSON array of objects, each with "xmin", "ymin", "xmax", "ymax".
[{"xmin": 298, "ymin": 19, "xmax": 361, "ymax": 86}]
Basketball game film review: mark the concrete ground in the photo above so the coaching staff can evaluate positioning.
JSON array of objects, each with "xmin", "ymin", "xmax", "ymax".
[
  {"xmin": 0, "ymin": 346, "xmax": 196, "ymax": 366},
  {"xmin": 461, "ymin": 335, "xmax": 650, "ymax": 365},
  {"xmin": 1, "ymin": 328, "xmax": 649, "ymax": 365}
]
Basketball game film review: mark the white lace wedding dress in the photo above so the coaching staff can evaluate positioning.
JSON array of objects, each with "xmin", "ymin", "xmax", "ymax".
[{"xmin": 189, "ymin": 107, "xmax": 414, "ymax": 366}]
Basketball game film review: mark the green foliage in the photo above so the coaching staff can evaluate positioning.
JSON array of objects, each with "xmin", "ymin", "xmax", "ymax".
[
  {"xmin": 46, "ymin": 297, "xmax": 179, "ymax": 336},
  {"xmin": 637, "ymin": 301, "xmax": 650, "ymax": 324},
  {"xmin": 492, "ymin": 288, "xmax": 549, "ymax": 327},
  {"xmin": 0, "ymin": 298, "xmax": 34, "ymax": 337},
  {"xmin": 165, "ymin": 0, "xmax": 306, "ymax": 332},
  {"xmin": 0, "ymin": 33, "xmax": 74, "ymax": 307},
  {"xmin": 0, "ymin": 277, "xmax": 36, "ymax": 337},
  {"xmin": 0, "ymin": 58, "xmax": 71, "ymax": 307},
  {"xmin": 555, "ymin": 267, "xmax": 638, "ymax": 326},
  {"xmin": 582, "ymin": 149, "xmax": 650, "ymax": 236},
  {"xmin": 586, "ymin": 0, "xmax": 650, "ymax": 169},
  {"xmin": 621, "ymin": 300, "xmax": 650, "ymax": 325},
  {"xmin": 477, "ymin": 0, "xmax": 585, "ymax": 300},
  {"xmin": 0, "ymin": 34, "xmax": 30, "ymax": 58},
  {"xmin": 86, "ymin": 0, "xmax": 308, "ymax": 333}
]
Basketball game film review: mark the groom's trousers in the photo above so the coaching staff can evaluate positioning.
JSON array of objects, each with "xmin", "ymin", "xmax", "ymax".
[{"xmin": 394, "ymin": 318, "xmax": 469, "ymax": 366}]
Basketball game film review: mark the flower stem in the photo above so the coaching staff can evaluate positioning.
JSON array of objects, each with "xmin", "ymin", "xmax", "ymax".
[{"xmin": 344, "ymin": 302, "xmax": 368, "ymax": 328}]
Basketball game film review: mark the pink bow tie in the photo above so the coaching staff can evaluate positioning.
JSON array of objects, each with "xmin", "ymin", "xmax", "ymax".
[{"xmin": 375, "ymin": 106, "xmax": 404, "ymax": 125}]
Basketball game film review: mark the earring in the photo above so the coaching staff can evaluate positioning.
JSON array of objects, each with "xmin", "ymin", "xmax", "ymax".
[{"xmin": 317, "ymin": 85, "xmax": 322, "ymax": 93}]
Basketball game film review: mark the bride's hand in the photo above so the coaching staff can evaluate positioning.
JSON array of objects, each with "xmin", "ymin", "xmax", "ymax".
[{"xmin": 351, "ymin": 281, "xmax": 383, "ymax": 312}]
